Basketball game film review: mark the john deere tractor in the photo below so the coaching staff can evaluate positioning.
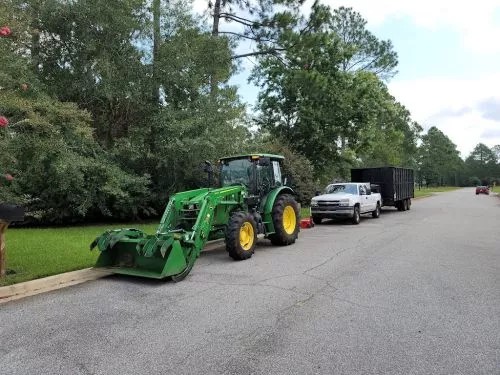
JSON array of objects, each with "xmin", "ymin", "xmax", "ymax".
[{"xmin": 90, "ymin": 154, "xmax": 300, "ymax": 281}]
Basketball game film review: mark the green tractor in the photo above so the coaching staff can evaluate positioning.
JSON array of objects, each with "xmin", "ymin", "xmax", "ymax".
[{"xmin": 90, "ymin": 154, "xmax": 300, "ymax": 281}]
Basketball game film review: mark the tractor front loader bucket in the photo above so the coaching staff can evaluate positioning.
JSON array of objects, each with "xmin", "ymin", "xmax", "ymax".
[
  {"xmin": 90, "ymin": 228, "xmax": 195, "ymax": 281},
  {"xmin": 89, "ymin": 185, "xmax": 243, "ymax": 280}
]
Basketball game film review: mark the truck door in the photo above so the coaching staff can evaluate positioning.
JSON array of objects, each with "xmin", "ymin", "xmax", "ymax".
[
  {"xmin": 359, "ymin": 184, "xmax": 370, "ymax": 213},
  {"xmin": 365, "ymin": 184, "xmax": 377, "ymax": 211}
]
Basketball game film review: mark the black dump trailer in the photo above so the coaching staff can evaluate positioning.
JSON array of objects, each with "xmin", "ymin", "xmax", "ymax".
[{"xmin": 351, "ymin": 167, "xmax": 414, "ymax": 211}]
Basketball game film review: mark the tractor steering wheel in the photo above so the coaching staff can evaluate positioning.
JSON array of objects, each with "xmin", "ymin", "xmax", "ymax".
[{"xmin": 261, "ymin": 176, "xmax": 272, "ymax": 192}]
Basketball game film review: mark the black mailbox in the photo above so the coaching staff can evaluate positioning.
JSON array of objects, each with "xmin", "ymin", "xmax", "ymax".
[{"xmin": 0, "ymin": 203, "xmax": 25, "ymax": 222}]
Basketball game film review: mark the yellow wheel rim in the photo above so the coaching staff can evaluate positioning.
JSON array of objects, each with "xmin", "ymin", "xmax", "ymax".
[
  {"xmin": 283, "ymin": 206, "xmax": 296, "ymax": 235},
  {"xmin": 239, "ymin": 222, "xmax": 254, "ymax": 251}
]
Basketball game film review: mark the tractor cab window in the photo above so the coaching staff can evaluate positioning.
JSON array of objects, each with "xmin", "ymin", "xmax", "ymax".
[
  {"xmin": 256, "ymin": 163, "xmax": 274, "ymax": 193},
  {"xmin": 220, "ymin": 159, "xmax": 253, "ymax": 187},
  {"xmin": 272, "ymin": 161, "xmax": 282, "ymax": 185}
]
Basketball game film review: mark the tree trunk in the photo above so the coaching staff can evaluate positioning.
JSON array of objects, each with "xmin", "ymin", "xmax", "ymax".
[
  {"xmin": 152, "ymin": 0, "xmax": 161, "ymax": 104},
  {"xmin": 31, "ymin": 1, "xmax": 41, "ymax": 73},
  {"xmin": 210, "ymin": 0, "xmax": 222, "ymax": 95},
  {"xmin": 212, "ymin": 0, "xmax": 221, "ymax": 36},
  {"xmin": 0, "ymin": 220, "xmax": 8, "ymax": 279}
]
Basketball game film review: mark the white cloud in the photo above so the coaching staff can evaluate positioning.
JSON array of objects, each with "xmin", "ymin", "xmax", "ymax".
[
  {"xmin": 319, "ymin": 0, "xmax": 500, "ymax": 52},
  {"xmin": 388, "ymin": 74, "xmax": 500, "ymax": 156}
]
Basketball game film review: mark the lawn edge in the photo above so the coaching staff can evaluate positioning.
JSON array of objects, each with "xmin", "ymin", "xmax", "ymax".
[
  {"xmin": 0, "ymin": 267, "xmax": 112, "ymax": 304},
  {"xmin": 413, "ymin": 194, "xmax": 433, "ymax": 200}
]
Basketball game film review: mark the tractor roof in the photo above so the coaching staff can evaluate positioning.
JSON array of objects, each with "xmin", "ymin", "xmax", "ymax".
[{"xmin": 219, "ymin": 153, "xmax": 284, "ymax": 161}]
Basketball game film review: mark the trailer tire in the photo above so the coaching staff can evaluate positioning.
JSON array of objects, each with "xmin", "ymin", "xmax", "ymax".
[
  {"xmin": 352, "ymin": 205, "xmax": 361, "ymax": 225},
  {"xmin": 372, "ymin": 202, "xmax": 381, "ymax": 218},
  {"xmin": 269, "ymin": 194, "xmax": 299, "ymax": 246},
  {"xmin": 399, "ymin": 200, "xmax": 406, "ymax": 211},
  {"xmin": 225, "ymin": 212, "xmax": 257, "ymax": 261},
  {"xmin": 407, "ymin": 199, "xmax": 411, "ymax": 210},
  {"xmin": 403, "ymin": 199, "xmax": 409, "ymax": 211}
]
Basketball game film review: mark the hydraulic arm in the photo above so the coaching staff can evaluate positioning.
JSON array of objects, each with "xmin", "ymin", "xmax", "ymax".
[{"xmin": 91, "ymin": 185, "xmax": 244, "ymax": 281}]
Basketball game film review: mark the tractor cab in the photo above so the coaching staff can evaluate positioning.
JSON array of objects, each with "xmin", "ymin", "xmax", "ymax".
[{"xmin": 218, "ymin": 154, "xmax": 285, "ymax": 196}]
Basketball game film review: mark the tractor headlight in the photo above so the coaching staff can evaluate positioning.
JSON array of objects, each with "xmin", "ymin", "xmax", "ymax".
[
  {"xmin": 339, "ymin": 199, "xmax": 350, "ymax": 207},
  {"xmin": 311, "ymin": 199, "xmax": 319, "ymax": 207}
]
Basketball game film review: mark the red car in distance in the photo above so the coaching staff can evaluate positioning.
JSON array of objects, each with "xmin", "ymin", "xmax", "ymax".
[{"xmin": 476, "ymin": 186, "xmax": 489, "ymax": 195}]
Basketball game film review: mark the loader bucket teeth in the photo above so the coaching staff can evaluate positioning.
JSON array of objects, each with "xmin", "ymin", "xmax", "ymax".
[
  {"xmin": 160, "ymin": 237, "xmax": 174, "ymax": 258},
  {"xmin": 97, "ymin": 232, "xmax": 113, "ymax": 251},
  {"xmin": 90, "ymin": 237, "xmax": 99, "ymax": 251},
  {"xmin": 142, "ymin": 238, "xmax": 159, "ymax": 258},
  {"xmin": 109, "ymin": 230, "xmax": 137, "ymax": 248}
]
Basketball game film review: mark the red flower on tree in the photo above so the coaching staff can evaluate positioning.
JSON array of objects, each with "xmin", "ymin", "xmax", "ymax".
[
  {"xmin": 0, "ymin": 116, "xmax": 8, "ymax": 128},
  {"xmin": 0, "ymin": 26, "xmax": 11, "ymax": 37},
  {"xmin": 5, "ymin": 174, "xmax": 13, "ymax": 182}
]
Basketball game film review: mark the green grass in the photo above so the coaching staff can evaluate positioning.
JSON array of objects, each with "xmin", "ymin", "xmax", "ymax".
[
  {"xmin": 491, "ymin": 186, "xmax": 500, "ymax": 193},
  {"xmin": 2, "ymin": 208, "xmax": 313, "ymax": 286},
  {"xmin": 414, "ymin": 186, "xmax": 460, "ymax": 198},
  {"xmin": 0, "ymin": 223, "xmax": 158, "ymax": 287},
  {"xmin": 300, "ymin": 206, "xmax": 311, "ymax": 219}
]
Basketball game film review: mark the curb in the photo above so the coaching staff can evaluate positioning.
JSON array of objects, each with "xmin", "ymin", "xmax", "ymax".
[
  {"xmin": 0, "ymin": 239, "xmax": 228, "ymax": 304},
  {"xmin": 0, "ymin": 268, "xmax": 112, "ymax": 304}
]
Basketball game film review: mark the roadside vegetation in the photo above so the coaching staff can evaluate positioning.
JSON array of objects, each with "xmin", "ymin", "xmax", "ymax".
[
  {"xmin": 414, "ymin": 186, "xmax": 461, "ymax": 198},
  {"xmin": 1, "ymin": 1, "xmax": 499, "ymax": 285}
]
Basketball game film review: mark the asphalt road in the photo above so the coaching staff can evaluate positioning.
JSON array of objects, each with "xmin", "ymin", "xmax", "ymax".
[{"xmin": 1, "ymin": 188, "xmax": 499, "ymax": 375}]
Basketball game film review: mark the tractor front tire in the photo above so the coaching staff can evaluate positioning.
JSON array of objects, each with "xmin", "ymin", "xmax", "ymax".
[
  {"xmin": 269, "ymin": 194, "xmax": 300, "ymax": 246},
  {"xmin": 226, "ymin": 212, "xmax": 257, "ymax": 261}
]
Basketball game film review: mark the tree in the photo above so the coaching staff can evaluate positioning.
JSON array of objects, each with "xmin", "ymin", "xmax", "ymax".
[
  {"xmin": 492, "ymin": 145, "xmax": 500, "ymax": 162},
  {"xmin": 0, "ymin": 3, "xmax": 154, "ymax": 223},
  {"xmin": 465, "ymin": 143, "xmax": 499, "ymax": 185},
  {"xmin": 418, "ymin": 127, "xmax": 463, "ymax": 186},
  {"xmin": 251, "ymin": 3, "xmax": 416, "ymax": 177},
  {"xmin": 30, "ymin": 0, "xmax": 150, "ymax": 146},
  {"xmin": 329, "ymin": 7, "xmax": 398, "ymax": 80}
]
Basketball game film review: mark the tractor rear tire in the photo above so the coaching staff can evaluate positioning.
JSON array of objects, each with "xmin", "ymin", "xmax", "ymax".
[
  {"xmin": 269, "ymin": 194, "xmax": 300, "ymax": 246},
  {"xmin": 225, "ymin": 212, "xmax": 257, "ymax": 261}
]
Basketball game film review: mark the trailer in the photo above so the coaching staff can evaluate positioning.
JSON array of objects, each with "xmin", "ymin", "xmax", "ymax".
[{"xmin": 351, "ymin": 167, "xmax": 414, "ymax": 211}]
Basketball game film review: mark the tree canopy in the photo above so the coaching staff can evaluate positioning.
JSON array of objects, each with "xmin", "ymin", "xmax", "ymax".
[{"xmin": 1, "ymin": 0, "xmax": 497, "ymax": 224}]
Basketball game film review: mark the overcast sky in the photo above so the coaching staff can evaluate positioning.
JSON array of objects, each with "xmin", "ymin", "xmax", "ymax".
[{"xmin": 194, "ymin": 0, "xmax": 500, "ymax": 157}]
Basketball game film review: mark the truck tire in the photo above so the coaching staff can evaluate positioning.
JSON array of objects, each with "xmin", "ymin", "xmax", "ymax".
[
  {"xmin": 372, "ymin": 202, "xmax": 381, "ymax": 218},
  {"xmin": 352, "ymin": 205, "xmax": 361, "ymax": 225},
  {"xmin": 225, "ymin": 212, "xmax": 257, "ymax": 261},
  {"xmin": 312, "ymin": 216, "xmax": 322, "ymax": 225},
  {"xmin": 269, "ymin": 194, "xmax": 299, "ymax": 246}
]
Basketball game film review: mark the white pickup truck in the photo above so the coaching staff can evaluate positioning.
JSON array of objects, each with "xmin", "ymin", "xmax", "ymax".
[{"xmin": 310, "ymin": 182, "xmax": 381, "ymax": 225}]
